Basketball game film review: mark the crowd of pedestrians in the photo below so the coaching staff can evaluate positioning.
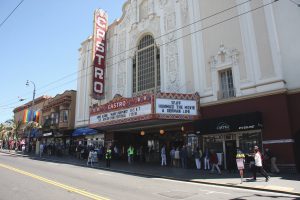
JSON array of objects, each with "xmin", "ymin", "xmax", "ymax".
[{"xmin": 18, "ymin": 140, "xmax": 278, "ymax": 185}]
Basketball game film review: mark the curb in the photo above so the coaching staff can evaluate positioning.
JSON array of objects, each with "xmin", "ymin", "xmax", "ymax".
[{"xmin": 1, "ymin": 150, "xmax": 300, "ymax": 197}]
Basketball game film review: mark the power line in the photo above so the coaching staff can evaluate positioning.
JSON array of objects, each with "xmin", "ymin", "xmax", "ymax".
[
  {"xmin": 32, "ymin": 0, "xmax": 279, "ymax": 99},
  {"xmin": 0, "ymin": 0, "xmax": 25, "ymax": 29},
  {"xmin": 289, "ymin": 0, "xmax": 300, "ymax": 7},
  {"xmin": 105, "ymin": 0, "xmax": 279, "ymax": 75},
  {"xmin": 0, "ymin": 0, "xmax": 279, "ymax": 110}
]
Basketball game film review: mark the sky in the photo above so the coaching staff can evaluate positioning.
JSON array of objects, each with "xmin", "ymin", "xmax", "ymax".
[{"xmin": 0, "ymin": 0, "xmax": 127, "ymax": 123}]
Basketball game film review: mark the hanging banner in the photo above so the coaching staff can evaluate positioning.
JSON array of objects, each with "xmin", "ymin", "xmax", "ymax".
[{"xmin": 92, "ymin": 9, "xmax": 108, "ymax": 99}]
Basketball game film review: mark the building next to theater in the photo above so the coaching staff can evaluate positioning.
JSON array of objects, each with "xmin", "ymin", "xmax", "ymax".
[
  {"xmin": 13, "ymin": 90, "xmax": 76, "ymax": 156},
  {"xmin": 75, "ymin": 0, "xmax": 300, "ymax": 171},
  {"xmin": 13, "ymin": 96, "xmax": 51, "ymax": 152},
  {"xmin": 41, "ymin": 90, "xmax": 77, "ymax": 156}
]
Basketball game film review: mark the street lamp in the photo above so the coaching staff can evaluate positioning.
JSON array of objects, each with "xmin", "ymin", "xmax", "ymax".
[
  {"xmin": 26, "ymin": 80, "xmax": 36, "ymax": 152},
  {"xmin": 26, "ymin": 80, "xmax": 36, "ymax": 107}
]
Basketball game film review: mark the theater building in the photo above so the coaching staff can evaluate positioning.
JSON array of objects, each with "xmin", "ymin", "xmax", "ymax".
[{"xmin": 75, "ymin": 0, "xmax": 300, "ymax": 170}]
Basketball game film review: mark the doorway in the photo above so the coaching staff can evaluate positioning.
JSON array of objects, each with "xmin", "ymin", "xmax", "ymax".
[{"xmin": 225, "ymin": 140, "xmax": 236, "ymax": 172}]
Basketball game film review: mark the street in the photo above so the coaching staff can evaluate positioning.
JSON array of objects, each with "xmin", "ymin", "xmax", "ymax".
[{"xmin": 0, "ymin": 152, "xmax": 299, "ymax": 200}]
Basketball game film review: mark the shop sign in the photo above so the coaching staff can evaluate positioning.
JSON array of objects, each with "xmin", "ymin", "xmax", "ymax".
[
  {"xmin": 216, "ymin": 122, "xmax": 230, "ymax": 131},
  {"xmin": 90, "ymin": 104, "xmax": 152, "ymax": 124},
  {"xmin": 156, "ymin": 99, "xmax": 197, "ymax": 115},
  {"xmin": 92, "ymin": 9, "xmax": 108, "ymax": 99},
  {"xmin": 43, "ymin": 132, "xmax": 52, "ymax": 137}
]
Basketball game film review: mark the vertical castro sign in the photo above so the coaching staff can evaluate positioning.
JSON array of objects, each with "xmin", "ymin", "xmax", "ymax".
[{"xmin": 92, "ymin": 9, "xmax": 108, "ymax": 99}]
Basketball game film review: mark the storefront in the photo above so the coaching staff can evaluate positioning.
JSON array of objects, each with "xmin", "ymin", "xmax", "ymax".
[
  {"xmin": 195, "ymin": 112, "xmax": 263, "ymax": 169},
  {"xmin": 89, "ymin": 93, "xmax": 200, "ymax": 163}
]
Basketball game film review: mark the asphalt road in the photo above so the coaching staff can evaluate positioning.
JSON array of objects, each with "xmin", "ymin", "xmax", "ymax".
[{"xmin": 0, "ymin": 152, "xmax": 299, "ymax": 200}]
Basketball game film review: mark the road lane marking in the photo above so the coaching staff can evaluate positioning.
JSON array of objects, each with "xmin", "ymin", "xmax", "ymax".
[{"xmin": 0, "ymin": 163, "xmax": 110, "ymax": 200}]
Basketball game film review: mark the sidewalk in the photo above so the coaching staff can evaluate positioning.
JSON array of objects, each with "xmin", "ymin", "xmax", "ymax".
[{"xmin": 1, "ymin": 149, "xmax": 300, "ymax": 196}]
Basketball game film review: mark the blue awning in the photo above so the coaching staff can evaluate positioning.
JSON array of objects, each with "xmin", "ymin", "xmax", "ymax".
[
  {"xmin": 30, "ymin": 128, "xmax": 40, "ymax": 138},
  {"xmin": 72, "ymin": 127, "xmax": 98, "ymax": 137}
]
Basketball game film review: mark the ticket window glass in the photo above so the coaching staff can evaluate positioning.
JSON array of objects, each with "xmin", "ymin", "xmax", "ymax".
[{"xmin": 238, "ymin": 131, "xmax": 262, "ymax": 155}]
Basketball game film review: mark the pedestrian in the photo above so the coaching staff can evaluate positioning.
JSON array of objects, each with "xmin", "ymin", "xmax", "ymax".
[
  {"xmin": 203, "ymin": 148, "xmax": 210, "ymax": 170},
  {"xmin": 180, "ymin": 146, "xmax": 188, "ymax": 168},
  {"xmin": 174, "ymin": 147, "xmax": 180, "ymax": 167},
  {"xmin": 253, "ymin": 146, "xmax": 270, "ymax": 182},
  {"xmin": 264, "ymin": 148, "xmax": 280, "ymax": 174},
  {"xmin": 87, "ymin": 149, "xmax": 94, "ymax": 167},
  {"xmin": 21, "ymin": 144, "xmax": 26, "ymax": 154},
  {"xmin": 105, "ymin": 147, "xmax": 112, "ymax": 167},
  {"xmin": 113, "ymin": 145, "xmax": 119, "ymax": 159},
  {"xmin": 39, "ymin": 142, "xmax": 44, "ymax": 157},
  {"xmin": 127, "ymin": 145, "xmax": 134, "ymax": 164},
  {"xmin": 161, "ymin": 145, "xmax": 167, "ymax": 166},
  {"xmin": 236, "ymin": 149, "xmax": 245, "ymax": 184},
  {"xmin": 193, "ymin": 147, "xmax": 202, "ymax": 170},
  {"xmin": 170, "ymin": 147, "xmax": 175, "ymax": 167},
  {"xmin": 210, "ymin": 149, "xmax": 221, "ymax": 174}
]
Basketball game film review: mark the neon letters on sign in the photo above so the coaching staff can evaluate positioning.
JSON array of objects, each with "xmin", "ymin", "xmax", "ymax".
[{"xmin": 92, "ymin": 9, "xmax": 108, "ymax": 99}]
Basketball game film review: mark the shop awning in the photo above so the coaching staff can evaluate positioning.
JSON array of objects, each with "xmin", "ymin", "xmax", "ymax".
[
  {"xmin": 30, "ymin": 128, "xmax": 41, "ymax": 138},
  {"xmin": 194, "ymin": 112, "xmax": 263, "ymax": 135},
  {"xmin": 72, "ymin": 127, "xmax": 98, "ymax": 137}
]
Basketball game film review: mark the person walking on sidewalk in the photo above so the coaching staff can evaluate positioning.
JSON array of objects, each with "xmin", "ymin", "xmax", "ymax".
[
  {"xmin": 161, "ymin": 145, "xmax": 167, "ymax": 166},
  {"xmin": 39, "ymin": 142, "xmax": 44, "ymax": 157},
  {"xmin": 253, "ymin": 146, "xmax": 270, "ymax": 182},
  {"xmin": 105, "ymin": 147, "xmax": 112, "ymax": 168},
  {"xmin": 127, "ymin": 145, "xmax": 134, "ymax": 164},
  {"xmin": 236, "ymin": 149, "xmax": 245, "ymax": 184},
  {"xmin": 264, "ymin": 148, "xmax": 280, "ymax": 174},
  {"xmin": 203, "ymin": 148, "xmax": 211, "ymax": 170},
  {"xmin": 174, "ymin": 147, "xmax": 180, "ymax": 167},
  {"xmin": 210, "ymin": 149, "xmax": 221, "ymax": 174},
  {"xmin": 180, "ymin": 146, "xmax": 188, "ymax": 168},
  {"xmin": 87, "ymin": 149, "xmax": 94, "ymax": 167},
  {"xmin": 193, "ymin": 147, "xmax": 202, "ymax": 170},
  {"xmin": 170, "ymin": 147, "xmax": 175, "ymax": 167}
]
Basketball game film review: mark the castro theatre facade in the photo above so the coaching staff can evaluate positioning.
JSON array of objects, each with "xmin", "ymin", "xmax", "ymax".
[
  {"xmin": 89, "ymin": 93, "xmax": 200, "ymax": 162},
  {"xmin": 75, "ymin": 1, "xmax": 300, "ymax": 170}
]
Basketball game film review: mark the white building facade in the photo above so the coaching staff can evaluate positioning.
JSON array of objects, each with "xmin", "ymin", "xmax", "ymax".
[{"xmin": 75, "ymin": 0, "xmax": 300, "ymax": 170}]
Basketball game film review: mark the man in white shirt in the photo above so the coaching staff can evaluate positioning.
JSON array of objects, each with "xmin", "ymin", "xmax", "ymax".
[{"xmin": 253, "ymin": 146, "xmax": 270, "ymax": 182}]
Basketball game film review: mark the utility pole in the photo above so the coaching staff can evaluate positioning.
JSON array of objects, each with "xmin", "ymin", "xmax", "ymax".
[{"xmin": 26, "ymin": 80, "xmax": 36, "ymax": 152}]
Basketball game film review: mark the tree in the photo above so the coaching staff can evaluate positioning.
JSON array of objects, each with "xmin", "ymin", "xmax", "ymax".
[
  {"xmin": 5, "ymin": 119, "xmax": 22, "ymax": 142},
  {"xmin": 0, "ymin": 123, "xmax": 5, "ymax": 140}
]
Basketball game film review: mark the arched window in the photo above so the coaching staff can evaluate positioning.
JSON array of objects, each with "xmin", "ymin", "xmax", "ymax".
[{"xmin": 133, "ymin": 35, "xmax": 160, "ymax": 95}]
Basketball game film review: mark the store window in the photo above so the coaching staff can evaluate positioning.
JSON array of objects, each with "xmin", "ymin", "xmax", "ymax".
[
  {"xmin": 238, "ymin": 131, "xmax": 262, "ymax": 154},
  {"xmin": 59, "ymin": 110, "xmax": 69, "ymax": 123},
  {"xmin": 50, "ymin": 112, "xmax": 59, "ymax": 125},
  {"xmin": 203, "ymin": 135, "xmax": 223, "ymax": 153},
  {"xmin": 133, "ymin": 34, "xmax": 160, "ymax": 95}
]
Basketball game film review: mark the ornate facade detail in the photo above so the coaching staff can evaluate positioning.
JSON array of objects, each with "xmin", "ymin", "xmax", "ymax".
[
  {"xmin": 166, "ymin": 41, "xmax": 179, "ymax": 92},
  {"xmin": 209, "ymin": 44, "xmax": 241, "ymax": 99},
  {"xmin": 210, "ymin": 44, "xmax": 239, "ymax": 68},
  {"xmin": 164, "ymin": 12, "xmax": 176, "ymax": 32},
  {"xmin": 159, "ymin": 0, "xmax": 168, "ymax": 8},
  {"xmin": 139, "ymin": 0, "xmax": 149, "ymax": 21},
  {"xmin": 116, "ymin": 61, "xmax": 126, "ymax": 96},
  {"xmin": 178, "ymin": 0, "xmax": 188, "ymax": 18}
]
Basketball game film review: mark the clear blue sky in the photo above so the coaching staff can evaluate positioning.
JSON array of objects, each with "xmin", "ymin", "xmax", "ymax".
[{"xmin": 0, "ymin": 0, "xmax": 126, "ymax": 123}]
